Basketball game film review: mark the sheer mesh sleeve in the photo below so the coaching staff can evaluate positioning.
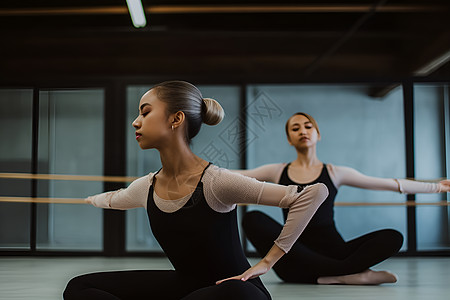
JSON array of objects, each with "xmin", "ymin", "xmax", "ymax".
[
  {"xmin": 231, "ymin": 163, "xmax": 287, "ymax": 183},
  {"xmin": 86, "ymin": 174, "xmax": 153, "ymax": 210},
  {"xmin": 203, "ymin": 166, "xmax": 328, "ymax": 253},
  {"xmin": 396, "ymin": 179, "xmax": 440, "ymax": 194},
  {"xmin": 331, "ymin": 165, "xmax": 440, "ymax": 194}
]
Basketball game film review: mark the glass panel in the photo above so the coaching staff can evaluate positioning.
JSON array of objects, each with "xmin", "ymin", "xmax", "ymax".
[
  {"xmin": 36, "ymin": 89, "xmax": 104, "ymax": 251},
  {"xmin": 414, "ymin": 84, "xmax": 449, "ymax": 251},
  {"xmin": 245, "ymin": 84, "xmax": 407, "ymax": 252},
  {"xmin": 125, "ymin": 85, "xmax": 242, "ymax": 252},
  {"xmin": 0, "ymin": 89, "xmax": 33, "ymax": 249}
]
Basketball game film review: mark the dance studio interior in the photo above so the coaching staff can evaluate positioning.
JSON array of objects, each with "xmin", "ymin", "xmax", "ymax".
[{"xmin": 1, "ymin": 1, "xmax": 449, "ymax": 299}]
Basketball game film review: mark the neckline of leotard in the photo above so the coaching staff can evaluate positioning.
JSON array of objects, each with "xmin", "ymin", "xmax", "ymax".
[
  {"xmin": 285, "ymin": 162, "xmax": 326, "ymax": 185},
  {"xmin": 152, "ymin": 162, "xmax": 211, "ymax": 202}
]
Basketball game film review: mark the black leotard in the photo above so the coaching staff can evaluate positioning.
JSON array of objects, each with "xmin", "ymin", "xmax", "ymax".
[
  {"xmin": 243, "ymin": 163, "xmax": 403, "ymax": 283},
  {"xmin": 280, "ymin": 163, "xmax": 343, "ymax": 257},
  {"xmin": 280, "ymin": 163, "xmax": 337, "ymax": 226},
  {"xmin": 147, "ymin": 165, "xmax": 270, "ymax": 298},
  {"xmin": 64, "ymin": 164, "xmax": 271, "ymax": 299}
]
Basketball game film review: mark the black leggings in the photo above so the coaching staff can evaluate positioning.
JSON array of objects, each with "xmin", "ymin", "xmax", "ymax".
[
  {"xmin": 243, "ymin": 211, "xmax": 403, "ymax": 284},
  {"xmin": 63, "ymin": 269, "xmax": 269, "ymax": 300}
]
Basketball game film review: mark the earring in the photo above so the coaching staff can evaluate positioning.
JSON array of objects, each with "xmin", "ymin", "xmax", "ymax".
[{"xmin": 171, "ymin": 125, "xmax": 174, "ymax": 131}]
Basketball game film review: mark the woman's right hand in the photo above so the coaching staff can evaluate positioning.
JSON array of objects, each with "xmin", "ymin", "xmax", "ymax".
[{"xmin": 215, "ymin": 259, "xmax": 271, "ymax": 284}]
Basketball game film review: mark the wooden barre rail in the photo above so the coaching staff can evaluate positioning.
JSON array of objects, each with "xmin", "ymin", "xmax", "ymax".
[
  {"xmin": 0, "ymin": 197, "xmax": 86, "ymax": 204},
  {"xmin": 1, "ymin": 173, "xmax": 446, "ymax": 205},
  {"xmin": 0, "ymin": 196, "xmax": 448, "ymax": 206},
  {"xmin": 0, "ymin": 172, "xmax": 444, "ymax": 183},
  {"xmin": 0, "ymin": 172, "xmax": 138, "ymax": 182}
]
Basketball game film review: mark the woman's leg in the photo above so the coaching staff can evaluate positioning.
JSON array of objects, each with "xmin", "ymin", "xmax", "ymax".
[
  {"xmin": 243, "ymin": 211, "xmax": 403, "ymax": 284},
  {"xmin": 181, "ymin": 280, "xmax": 270, "ymax": 300},
  {"xmin": 63, "ymin": 270, "xmax": 187, "ymax": 300},
  {"xmin": 317, "ymin": 229, "xmax": 403, "ymax": 285}
]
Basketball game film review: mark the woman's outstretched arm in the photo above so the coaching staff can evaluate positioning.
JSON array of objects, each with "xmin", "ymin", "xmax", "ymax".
[
  {"xmin": 86, "ymin": 174, "xmax": 153, "ymax": 209},
  {"xmin": 329, "ymin": 164, "xmax": 449, "ymax": 194},
  {"xmin": 230, "ymin": 163, "xmax": 286, "ymax": 183}
]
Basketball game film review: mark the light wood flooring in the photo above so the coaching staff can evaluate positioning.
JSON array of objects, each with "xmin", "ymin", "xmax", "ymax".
[{"xmin": 1, "ymin": 256, "xmax": 449, "ymax": 299}]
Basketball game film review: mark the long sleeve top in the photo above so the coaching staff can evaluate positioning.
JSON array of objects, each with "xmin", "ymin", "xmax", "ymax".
[
  {"xmin": 236, "ymin": 163, "xmax": 442, "ymax": 194},
  {"xmin": 87, "ymin": 164, "xmax": 329, "ymax": 253}
]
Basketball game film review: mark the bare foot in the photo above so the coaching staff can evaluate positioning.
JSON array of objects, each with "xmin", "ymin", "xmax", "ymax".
[{"xmin": 317, "ymin": 269, "xmax": 398, "ymax": 285}]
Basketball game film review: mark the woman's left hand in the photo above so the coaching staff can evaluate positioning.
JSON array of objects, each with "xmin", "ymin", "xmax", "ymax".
[
  {"xmin": 216, "ymin": 259, "xmax": 271, "ymax": 284},
  {"xmin": 439, "ymin": 180, "xmax": 450, "ymax": 193}
]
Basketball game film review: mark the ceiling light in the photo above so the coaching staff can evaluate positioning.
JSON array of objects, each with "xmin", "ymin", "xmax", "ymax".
[{"xmin": 126, "ymin": 0, "xmax": 146, "ymax": 28}]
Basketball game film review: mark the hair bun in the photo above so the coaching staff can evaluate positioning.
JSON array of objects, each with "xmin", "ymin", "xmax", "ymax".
[{"xmin": 202, "ymin": 98, "xmax": 224, "ymax": 126}]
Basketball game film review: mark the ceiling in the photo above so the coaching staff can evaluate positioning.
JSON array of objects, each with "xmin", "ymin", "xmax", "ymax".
[{"xmin": 1, "ymin": 1, "xmax": 450, "ymax": 89}]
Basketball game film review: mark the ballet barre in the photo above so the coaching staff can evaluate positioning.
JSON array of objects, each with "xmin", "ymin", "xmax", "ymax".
[
  {"xmin": 0, "ymin": 196, "xmax": 449, "ymax": 206},
  {"xmin": 0, "ymin": 196, "xmax": 86, "ymax": 204},
  {"xmin": 1, "ymin": 172, "xmax": 445, "ymax": 182},
  {"xmin": 0, "ymin": 172, "xmax": 134, "ymax": 204},
  {"xmin": 0, "ymin": 172, "xmax": 445, "ymax": 183},
  {"xmin": 0, "ymin": 172, "xmax": 137, "ymax": 182},
  {"xmin": 0, "ymin": 172, "xmax": 447, "ymax": 206}
]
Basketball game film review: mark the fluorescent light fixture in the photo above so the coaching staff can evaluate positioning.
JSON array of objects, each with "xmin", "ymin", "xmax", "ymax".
[{"xmin": 126, "ymin": 0, "xmax": 146, "ymax": 28}]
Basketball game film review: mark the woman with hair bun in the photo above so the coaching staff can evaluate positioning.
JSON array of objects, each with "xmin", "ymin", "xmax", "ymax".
[
  {"xmin": 237, "ymin": 112, "xmax": 450, "ymax": 285},
  {"xmin": 63, "ymin": 82, "xmax": 328, "ymax": 299}
]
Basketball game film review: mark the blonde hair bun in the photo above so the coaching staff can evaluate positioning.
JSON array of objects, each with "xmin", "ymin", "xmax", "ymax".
[{"xmin": 202, "ymin": 98, "xmax": 224, "ymax": 126}]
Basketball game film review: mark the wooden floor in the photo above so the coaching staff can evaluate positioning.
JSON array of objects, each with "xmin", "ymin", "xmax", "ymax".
[{"xmin": 0, "ymin": 256, "xmax": 449, "ymax": 299}]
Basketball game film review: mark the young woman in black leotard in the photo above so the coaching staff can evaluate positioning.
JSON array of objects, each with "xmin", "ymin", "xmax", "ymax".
[
  {"xmin": 238, "ymin": 112, "xmax": 450, "ymax": 285},
  {"xmin": 63, "ymin": 83, "xmax": 328, "ymax": 299}
]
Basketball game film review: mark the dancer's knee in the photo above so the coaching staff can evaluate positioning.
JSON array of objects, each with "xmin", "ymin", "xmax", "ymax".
[
  {"xmin": 63, "ymin": 274, "xmax": 92, "ymax": 300},
  {"xmin": 63, "ymin": 275, "xmax": 83, "ymax": 299},
  {"xmin": 183, "ymin": 280, "xmax": 268, "ymax": 300},
  {"xmin": 379, "ymin": 229, "xmax": 404, "ymax": 253},
  {"xmin": 388, "ymin": 229, "xmax": 404, "ymax": 252}
]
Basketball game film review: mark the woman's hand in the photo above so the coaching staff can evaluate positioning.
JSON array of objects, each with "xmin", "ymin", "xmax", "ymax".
[
  {"xmin": 216, "ymin": 244, "xmax": 285, "ymax": 285},
  {"xmin": 439, "ymin": 180, "xmax": 450, "ymax": 193},
  {"xmin": 216, "ymin": 259, "xmax": 271, "ymax": 284},
  {"xmin": 85, "ymin": 197, "xmax": 93, "ymax": 205}
]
